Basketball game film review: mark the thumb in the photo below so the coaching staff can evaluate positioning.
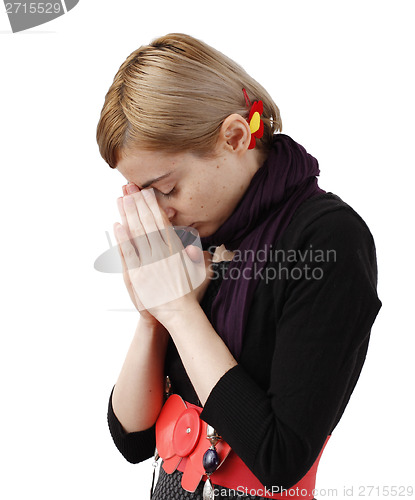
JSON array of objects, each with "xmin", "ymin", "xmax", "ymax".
[{"xmin": 184, "ymin": 244, "xmax": 204, "ymax": 263}]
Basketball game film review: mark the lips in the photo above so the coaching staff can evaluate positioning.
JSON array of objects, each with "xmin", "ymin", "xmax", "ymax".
[{"xmin": 173, "ymin": 221, "xmax": 199, "ymax": 232}]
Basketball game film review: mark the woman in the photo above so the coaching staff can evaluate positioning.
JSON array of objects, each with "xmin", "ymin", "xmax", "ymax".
[{"xmin": 96, "ymin": 33, "xmax": 382, "ymax": 499}]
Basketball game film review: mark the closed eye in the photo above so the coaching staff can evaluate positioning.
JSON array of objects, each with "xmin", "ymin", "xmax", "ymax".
[{"xmin": 157, "ymin": 187, "xmax": 176, "ymax": 199}]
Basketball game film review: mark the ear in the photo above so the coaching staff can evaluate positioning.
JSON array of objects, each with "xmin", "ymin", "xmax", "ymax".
[{"xmin": 218, "ymin": 114, "xmax": 251, "ymax": 154}]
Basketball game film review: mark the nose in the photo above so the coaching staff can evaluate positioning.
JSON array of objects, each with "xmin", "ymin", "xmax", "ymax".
[
  {"xmin": 161, "ymin": 205, "xmax": 176, "ymax": 222},
  {"xmin": 155, "ymin": 196, "xmax": 177, "ymax": 223}
]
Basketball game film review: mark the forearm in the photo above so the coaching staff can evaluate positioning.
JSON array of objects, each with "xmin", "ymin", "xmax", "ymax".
[
  {"xmin": 164, "ymin": 304, "xmax": 237, "ymax": 406},
  {"xmin": 112, "ymin": 317, "xmax": 169, "ymax": 433}
]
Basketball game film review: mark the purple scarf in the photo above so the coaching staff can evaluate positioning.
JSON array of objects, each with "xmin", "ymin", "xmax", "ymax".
[{"xmin": 200, "ymin": 134, "xmax": 325, "ymax": 359}]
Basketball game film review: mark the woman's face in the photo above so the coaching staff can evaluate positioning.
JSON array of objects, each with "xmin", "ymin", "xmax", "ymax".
[{"xmin": 116, "ymin": 146, "xmax": 259, "ymax": 238}]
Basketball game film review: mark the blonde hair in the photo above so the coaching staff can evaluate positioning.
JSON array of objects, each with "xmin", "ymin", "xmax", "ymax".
[{"xmin": 96, "ymin": 33, "xmax": 282, "ymax": 168}]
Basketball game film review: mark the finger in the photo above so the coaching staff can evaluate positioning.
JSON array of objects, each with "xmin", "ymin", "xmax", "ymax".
[
  {"xmin": 117, "ymin": 197, "xmax": 133, "ymax": 240},
  {"xmin": 132, "ymin": 189, "xmax": 165, "ymax": 238},
  {"xmin": 140, "ymin": 194, "xmax": 185, "ymax": 255},
  {"xmin": 181, "ymin": 247, "xmax": 207, "ymax": 291},
  {"xmin": 126, "ymin": 182, "xmax": 138, "ymax": 195},
  {"xmin": 123, "ymin": 194, "xmax": 155, "ymax": 264},
  {"xmin": 132, "ymin": 190, "xmax": 171, "ymax": 259},
  {"xmin": 140, "ymin": 189, "xmax": 186, "ymax": 255},
  {"xmin": 115, "ymin": 228, "xmax": 135, "ymax": 289},
  {"xmin": 113, "ymin": 222, "xmax": 129, "ymax": 275},
  {"xmin": 122, "ymin": 184, "xmax": 128, "ymax": 196},
  {"xmin": 157, "ymin": 208, "xmax": 182, "ymax": 253},
  {"xmin": 140, "ymin": 189, "xmax": 166, "ymax": 232},
  {"xmin": 120, "ymin": 188, "xmax": 160, "ymax": 259},
  {"xmin": 123, "ymin": 195, "xmax": 146, "ymax": 238},
  {"xmin": 132, "ymin": 187, "xmax": 179, "ymax": 253},
  {"xmin": 114, "ymin": 224, "xmax": 146, "ymax": 311},
  {"xmin": 113, "ymin": 222, "xmax": 141, "ymax": 271}
]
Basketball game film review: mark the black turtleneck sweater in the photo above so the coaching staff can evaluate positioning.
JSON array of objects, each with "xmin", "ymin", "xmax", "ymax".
[{"xmin": 107, "ymin": 192, "xmax": 382, "ymax": 490}]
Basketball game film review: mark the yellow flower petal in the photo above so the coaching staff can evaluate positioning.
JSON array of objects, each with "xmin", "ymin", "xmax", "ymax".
[{"xmin": 250, "ymin": 112, "xmax": 260, "ymax": 134}]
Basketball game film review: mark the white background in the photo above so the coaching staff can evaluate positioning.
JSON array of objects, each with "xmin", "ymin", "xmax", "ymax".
[{"xmin": 1, "ymin": 1, "xmax": 414, "ymax": 498}]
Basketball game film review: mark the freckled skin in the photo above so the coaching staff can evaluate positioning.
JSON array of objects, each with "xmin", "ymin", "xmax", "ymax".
[{"xmin": 116, "ymin": 146, "xmax": 264, "ymax": 238}]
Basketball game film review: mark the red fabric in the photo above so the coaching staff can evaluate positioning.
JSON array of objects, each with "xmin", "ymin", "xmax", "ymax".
[{"xmin": 156, "ymin": 394, "xmax": 330, "ymax": 499}]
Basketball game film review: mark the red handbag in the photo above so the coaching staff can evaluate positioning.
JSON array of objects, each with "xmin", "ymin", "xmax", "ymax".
[{"xmin": 155, "ymin": 394, "xmax": 330, "ymax": 499}]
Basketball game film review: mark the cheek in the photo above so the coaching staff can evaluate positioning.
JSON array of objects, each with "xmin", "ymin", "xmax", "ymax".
[
  {"xmin": 182, "ymin": 181, "xmax": 225, "ymax": 216},
  {"xmin": 182, "ymin": 184, "xmax": 204, "ymax": 208}
]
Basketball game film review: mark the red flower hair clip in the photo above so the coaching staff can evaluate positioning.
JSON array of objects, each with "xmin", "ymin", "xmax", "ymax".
[{"xmin": 243, "ymin": 88, "xmax": 264, "ymax": 149}]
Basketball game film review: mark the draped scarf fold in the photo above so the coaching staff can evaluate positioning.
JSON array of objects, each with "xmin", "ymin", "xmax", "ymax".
[{"xmin": 200, "ymin": 134, "xmax": 325, "ymax": 359}]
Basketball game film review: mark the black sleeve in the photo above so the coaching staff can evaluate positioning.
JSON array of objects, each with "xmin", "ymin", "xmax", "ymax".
[
  {"xmin": 107, "ymin": 385, "xmax": 156, "ymax": 464},
  {"xmin": 200, "ymin": 207, "xmax": 382, "ymax": 489}
]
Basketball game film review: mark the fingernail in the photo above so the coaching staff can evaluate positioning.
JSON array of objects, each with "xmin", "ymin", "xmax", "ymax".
[{"xmin": 127, "ymin": 184, "xmax": 139, "ymax": 194}]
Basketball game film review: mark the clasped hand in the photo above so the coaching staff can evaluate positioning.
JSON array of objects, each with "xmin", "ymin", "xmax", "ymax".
[{"xmin": 113, "ymin": 184, "xmax": 209, "ymax": 324}]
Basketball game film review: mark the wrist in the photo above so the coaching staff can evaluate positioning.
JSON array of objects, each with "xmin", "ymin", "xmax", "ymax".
[
  {"xmin": 154, "ymin": 297, "xmax": 203, "ymax": 331},
  {"xmin": 138, "ymin": 313, "xmax": 164, "ymax": 330},
  {"xmin": 135, "ymin": 317, "xmax": 169, "ymax": 344}
]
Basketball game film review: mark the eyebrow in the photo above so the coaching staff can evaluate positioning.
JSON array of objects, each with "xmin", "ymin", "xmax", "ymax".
[{"xmin": 140, "ymin": 171, "xmax": 173, "ymax": 189}]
